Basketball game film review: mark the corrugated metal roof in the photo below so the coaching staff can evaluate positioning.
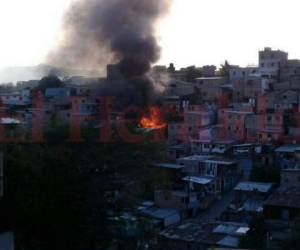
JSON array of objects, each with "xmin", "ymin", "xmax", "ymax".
[
  {"xmin": 275, "ymin": 144, "xmax": 300, "ymax": 153},
  {"xmin": 182, "ymin": 176, "xmax": 213, "ymax": 185},
  {"xmin": 234, "ymin": 182, "xmax": 273, "ymax": 193}
]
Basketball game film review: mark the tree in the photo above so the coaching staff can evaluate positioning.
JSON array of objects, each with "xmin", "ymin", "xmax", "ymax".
[
  {"xmin": 0, "ymin": 140, "xmax": 166, "ymax": 250},
  {"xmin": 185, "ymin": 66, "xmax": 202, "ymax": 82},
  {"xmin": 250, "ymin": 163, "xmax": 280, "ymax": 184},
  {"xmin": 219, "ymin": 60, "xmax": 231, "ymax": 77}
]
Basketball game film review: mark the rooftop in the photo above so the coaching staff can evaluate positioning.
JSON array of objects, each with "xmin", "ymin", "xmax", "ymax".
[
  {"xmin": 182, "ymin": 176, "xmax": 214, "ymax": 185},
  {"xmin": 160, "ymin": 221, "xmax": 248, "ymax": 246},
  {"xmin": 204, "ymin": 158, "xmax": 237, "ymax": 165},
  {"xmin": 234, "ymin": 182, "xmax": 273, "ymax": 193},
  {"xmin": 264, "ymin": 186, "xmax": 300, "ymax": 208},
  {"xmin": 178, "ymin": 155, "xmax": 213, "ymax": 162},
  {"xmin": 154, "ymin": 163, "xmax": 184, "ymax": 170},
  {"xmin": 139, "ymin": 207, "xmax": 179, "ymax": 220},
  {"xmin": 275, "ymin": 144, "xmax": 300, "ymax": 153}
]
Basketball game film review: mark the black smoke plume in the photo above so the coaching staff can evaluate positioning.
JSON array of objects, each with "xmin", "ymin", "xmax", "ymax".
[{"xmin": 48, "ymin": 0, "xmax": 172, "ymax": 107}]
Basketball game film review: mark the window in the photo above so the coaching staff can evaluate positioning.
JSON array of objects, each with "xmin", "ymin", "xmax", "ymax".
[{"xmin": 267, "ymin": 115, "xmax": 272, "ymax": 122}]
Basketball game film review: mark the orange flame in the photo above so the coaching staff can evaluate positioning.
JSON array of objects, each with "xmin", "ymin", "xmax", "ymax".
[{"xmin": 140, "ymin": 107, "xmax": 166, "ymax": 129}]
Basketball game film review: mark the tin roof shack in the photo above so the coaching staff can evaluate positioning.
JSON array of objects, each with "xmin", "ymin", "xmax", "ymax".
[
  {"xmin": 231, "ymin": 182, "xmax": 273, "ymax": 221},
  {"xmin": 138, "ymin": 205, "xmax": 180, "ymax": 229},
  {"xmin": 264, "ymin": 186, "xmax": 300, "ymax": 221},
  {"xmin": 182, "ymin": 176, "xmax": 216, "ymax": 210},
  {"xmin": 159, "ymin": 221, "xmax": 249, "ymax": 250},
  {"xmin": 234, "ymin": 181, "xmax": 273, "ymax": 207},
  {"xmin": 274, "ymin": 144, "xmax": 300, "ymax": 170}
]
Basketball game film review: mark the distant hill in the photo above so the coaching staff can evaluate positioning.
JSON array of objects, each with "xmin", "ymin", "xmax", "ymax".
[{"xmin": 0, "ymin": 64, "xmax": 101, "ymax": 84}]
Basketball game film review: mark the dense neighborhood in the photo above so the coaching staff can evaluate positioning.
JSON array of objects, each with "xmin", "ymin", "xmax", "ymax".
[{"xmin": 1, "ymin": 47, "xmax": 300, "ymax": 249}]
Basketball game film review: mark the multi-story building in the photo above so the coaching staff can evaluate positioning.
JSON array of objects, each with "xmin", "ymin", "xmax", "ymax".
[{"xmin": 259, "ymin": 47, "xmax": 288, "ymax": 80}]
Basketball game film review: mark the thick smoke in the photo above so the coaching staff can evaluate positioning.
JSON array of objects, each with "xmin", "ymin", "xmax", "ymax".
[{"xmin": 48, "ymin": 0, "xmax": 172, "ymax": 107}]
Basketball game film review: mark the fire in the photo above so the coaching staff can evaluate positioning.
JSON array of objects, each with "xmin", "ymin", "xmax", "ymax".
[{"xmin": 140, "ymin": 107, "xmax": 166, "ymax": 129}]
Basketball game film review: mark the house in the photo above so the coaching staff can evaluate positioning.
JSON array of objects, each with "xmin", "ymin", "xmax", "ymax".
[
  {"xmin": 159, "ymin": 221, "xmax": 249, "ymax": 250},
  {"xmin": 182, "ymin": 176, "xmax": 216, "ymax": 209},
  {"xmin": 219, "ymin": 109, "xmax": 254, "ymax": 141},
  {"xmin": 138, "ymin": 203, "xmax": 181, "ymax": 228},
  {"xmin": 0, "ymin": 89, "xmax": 31, "ymax": 106},
  {"xmin": 154, "ymin": 189, "xmax": 207, "ymax": 218},
  {"xmin": 168, "ymin": 106, "xmax": 217, "ymax": 144},
  {"xmin": 229, "ymin": 66, "xmax": 259, "ymax": 81},
  {"xmin": 234, "ymin": 182, "xmax": 273, "ymax": 213},
  {"xmin": 195, "ymin": 77, "xmax": 228, "ymax": 102},
  {"xmin": 273, "ymin": 90, "xmax": 299, "ymax": 110},
  {"xmin": 191, "ymin": 139, "xmax": 236, "ymax": 155},
  {"xmin": 200, "ymin": 158, "xmax": 241, "ymax": 194},
  {"xmin": 264, "ymin": 186, "xmax": 300, "ymax": 221},
  {"xmin": 177, "ymin": 155, "xmax": 240, "ymax": 193},
  {"xmin": 255, "ymin": 112, "xmax": 285, "ymax": 143},
  {"xmin": 274, "ymin": 144, "xmax": 300, "ymax": 169},
  {"xmin": 280, "ymin": 59, "xmax": 300, "ymax": 82},
  {"xmin": 176, "ymin": 155, "xmax": 213, "ymax": 175},
  {"xmin": 259, "ymin": 47, "xmax": 288, "ymax": 79}
]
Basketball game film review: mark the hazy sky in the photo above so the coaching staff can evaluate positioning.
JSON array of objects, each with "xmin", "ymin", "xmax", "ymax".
[{"xmin": 1, "ymin": 0, "xmax": 300, "ymax": 70}]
